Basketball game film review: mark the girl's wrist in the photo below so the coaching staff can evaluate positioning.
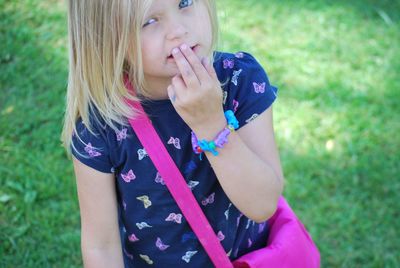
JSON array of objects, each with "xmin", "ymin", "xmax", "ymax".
[
  {"xmin": 191, "ymin": 114, "xmax": 227, "ymax": 141},
  {"xmin": 191, "ymin": 110, "xmax": 240, "ymax": 157}
]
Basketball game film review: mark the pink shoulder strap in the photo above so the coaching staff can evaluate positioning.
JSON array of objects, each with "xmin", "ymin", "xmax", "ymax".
[{"xmin": 125, "ymin": 95, "xmax": 233, "ymax": 267}]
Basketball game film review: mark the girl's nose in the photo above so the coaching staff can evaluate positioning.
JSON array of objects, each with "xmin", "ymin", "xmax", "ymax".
[{"xmin": 166, "ymin": 20, "xmax": 188, "ymax": 41}]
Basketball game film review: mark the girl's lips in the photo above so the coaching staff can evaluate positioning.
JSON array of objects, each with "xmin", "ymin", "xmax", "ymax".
[{"xmin": 167, "ymin": 45, "xmax": 199, "ymax": 59}]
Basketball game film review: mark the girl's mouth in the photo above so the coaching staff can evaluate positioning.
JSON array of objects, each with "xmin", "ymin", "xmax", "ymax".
[{"xmin": 167, "ymin": 45, "xmax": 198, "ymax": 59}]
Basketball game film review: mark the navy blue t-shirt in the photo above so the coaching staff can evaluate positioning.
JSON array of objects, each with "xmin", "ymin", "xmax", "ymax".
[{"xmin": 72, "ymin": 51, "xmax": 278, "ymax": 267}]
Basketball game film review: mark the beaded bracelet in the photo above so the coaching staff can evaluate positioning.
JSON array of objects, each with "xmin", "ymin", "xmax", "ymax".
[{"xmin": 191, "ymin": 110, "xmax": 239, "ymax": 159}]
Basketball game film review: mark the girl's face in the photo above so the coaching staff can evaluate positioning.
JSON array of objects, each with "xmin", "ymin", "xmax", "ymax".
[{"xmin": 140, "ymin": 0, "xmax": 213, "ymax": 84}]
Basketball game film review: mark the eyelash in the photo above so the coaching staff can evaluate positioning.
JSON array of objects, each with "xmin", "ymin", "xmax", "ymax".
[
  {"xmin": 142, "ymin": 0, "xmax": 194, "ymax": 28},
  {"xmin": 179, "ymin": 0, "xmax": 193, "ymax": 9}
]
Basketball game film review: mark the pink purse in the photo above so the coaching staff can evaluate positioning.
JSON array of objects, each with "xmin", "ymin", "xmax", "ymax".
[{"xmin": 126, "ymin": 91, "xmax": 320, "ymax": 267}]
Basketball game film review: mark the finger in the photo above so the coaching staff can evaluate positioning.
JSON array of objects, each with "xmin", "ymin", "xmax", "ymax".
[
  {"xmin": 171, "ymin": 75, "xmax": 187, "ymax": 99},
  {"xmin": 172, "ymin": 47, "xmax": 200, "ymax": 88},
  {"xmin": 167, "ymin": 85, "xmax": 177, "ymax": 103},
  {"xmin": 179, "ymin": 44, "xmax": 210, "ymax": 83},
  {"xmin": 202, "ymin": 57, "xmax": 218, "ymax": 80}
]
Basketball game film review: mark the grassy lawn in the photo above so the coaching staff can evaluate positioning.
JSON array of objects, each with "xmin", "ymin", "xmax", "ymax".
[{"xmin": 1, "ymin": 0, "xmax": 399, "ymax": 267}]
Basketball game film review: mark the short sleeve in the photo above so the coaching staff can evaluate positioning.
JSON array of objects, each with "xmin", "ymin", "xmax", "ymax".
[
  {"xmin": 224, "ymin": 52, "xmax": 278, "ymax": 129},
  {"xmin": 71, "ymin": 118, "xmax": 114, "ymax": 173}
]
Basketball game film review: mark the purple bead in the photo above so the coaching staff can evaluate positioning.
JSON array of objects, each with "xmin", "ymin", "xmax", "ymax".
[{"xmin": 214, "ymin": 128, "xmax": 231, "ymax": 148}]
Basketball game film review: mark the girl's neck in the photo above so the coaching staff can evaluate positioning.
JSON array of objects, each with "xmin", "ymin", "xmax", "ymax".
[{"xmin": 142, "ymin": 76, "xmax": 172, "ymax": 101}]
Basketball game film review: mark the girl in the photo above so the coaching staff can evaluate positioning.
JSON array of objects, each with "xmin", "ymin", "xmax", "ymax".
[{"xmin": 62, "ymin": 0, "xmax": 284, "ymax": 267}]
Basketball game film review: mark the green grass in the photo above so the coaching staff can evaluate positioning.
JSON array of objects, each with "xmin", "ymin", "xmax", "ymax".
[{"xmin": 1, "ymin": 0, "xmax": 399, "ymax": 267}]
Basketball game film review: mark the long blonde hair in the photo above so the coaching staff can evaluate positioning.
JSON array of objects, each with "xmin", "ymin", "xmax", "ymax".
[{"xmin": 61, "ymin": 0, "xmax": 219, "ymax": 155}]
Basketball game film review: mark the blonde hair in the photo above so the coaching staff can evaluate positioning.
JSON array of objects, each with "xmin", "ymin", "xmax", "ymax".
[{"xmin": 61, "ymin": 0, "xmax": 219, "ymax": 155}]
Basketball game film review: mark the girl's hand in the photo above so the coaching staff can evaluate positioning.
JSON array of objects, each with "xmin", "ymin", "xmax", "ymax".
[{"xmin": 168, "ymin": 44, "xmax": 226, "ymax": 140}]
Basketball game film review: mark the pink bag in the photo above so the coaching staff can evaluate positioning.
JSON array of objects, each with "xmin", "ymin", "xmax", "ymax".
[
  {"xmin": 126, "ymin": 84, "xmax": 320, "ymax": 267},
  {"xmin": 232, "ymin": 196, "xmax": 320, "ymax": 268}
]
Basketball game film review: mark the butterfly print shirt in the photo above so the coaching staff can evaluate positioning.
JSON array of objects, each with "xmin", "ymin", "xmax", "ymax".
[{"xmin": 72, "ymin": 52, "xmax": 278, "ymax": 267}]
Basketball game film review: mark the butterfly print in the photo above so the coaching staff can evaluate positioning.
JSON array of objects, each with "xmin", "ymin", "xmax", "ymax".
[
  {"xmin": 201, "ymin": 192, "xmax": 215, "ymax": 206},
  {"xmin": 124, "ymin": 248, "xmax": 133, "ymax": 260},
  {"xmin": 248, "ymin": 238, "xmax": 253, "ymax": 248},
  {"xmin": 185, "ymin": 160, "xmax": 197, "ymax": 174},
  {"xmin": 233, "ymin": 99, "xmax": 239, "ymax": 113},
  {"xmin": 137, "ymin": 148, "xmax": 148, "ymax": 160},
  {"xmin": 165, "ymin": 213, "xmax": 183, "ymax": 224},
  {"xmin": 223, "ymin": 90, "xmax": 228, "ymax": 105},
  {"xmin": 235, "ymin": 52, "xmax": 244, "ymax": 58},
  {"xmin": 181, "ymin": 232, "xmax": 197, "ymax": 243},
  {"xmin": 167, "ymin": 137, "xmax": 181, "ymax": 149},
  {"xmin": 121, "ymin": 169, "xmax": 136, "ymax": 183},
  {"xmin": 245, "ymin": 113, "xmax": 259, "ymax": 123},
  {"xmin": 234, "ymin": 248, "xmax": 239, "ymax": 258},
  {"xmin": 184, "ymin": 160, "xmax": 197, "ymax": 175},
  {"xmin": 128, "ymin": 233, "xmax": 139, "ymax": 242},
  {"xmin": 223, "ymin": 59, "xmax": 235, "ymax": 69},
  {"xmin": 246, "ymin": 219, "xmax": 253, "ymax": 229},
  {"xmin": 136, "ymin": 195, "xmax": 152, "ymax": 209},
  {"xmin": 231, "ymin": 69, "xmax": 242, "ymax": 86},
  {"xmin": 259, "ymin": 222, "xmax": 267, "ymax": 233},
  {"xmin": 84, "ymin": 143, "xmax": 101, "ymax": 157},
  {"xmin": 139, "ymin": 254, "xmax": 154, "ymax": 265},
  {"xmin": 224, "ymin": 203, "xmax": 233, "ymax": 220},
  {"xmin": 156, "ymin": 237, "xmax": 170, "ymax": 251},
  {"xmin": 182, "ymin": 251, "xmax": 198, "ymax": 263},
  {"xmin": 136, "ymin": 222, "xmax": 152, "ymax": 230},
  {"xmin": 187, "ymin": 180, "xmax": 199, "ymax": 190},
  {"xmin": 217, "ymin": 231, "xmax": 225, "ymax": 241},
  {"xmin": 116, "ymin": 128, "xmax": 127, "ymax": 141},
  {"xmin": 155, "ymin": 172, "xmax": 165, "ymax": 185},
  {"xmin": 237, "ymin": 213, "xmax": 243, "ymax": 226},
  {"xmin": 253, "ymin": 82, "xmax": 266, "ymax": 93},
  {"xmin": 227, "ymin": 249, "xmax": 232, "ymax": 257}
]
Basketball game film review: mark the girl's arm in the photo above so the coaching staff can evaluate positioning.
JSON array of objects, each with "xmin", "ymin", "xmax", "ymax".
[
  {"xmin": 73, "ymin": 157, "xmax": 124, "ymax": 268},
  {"xmin": 168, "ymin": 46, "xmax": 284, "ymax": 223},
  {"xmin": 195, "ymin": 106, "xmax": 284, "ymax": 223}
]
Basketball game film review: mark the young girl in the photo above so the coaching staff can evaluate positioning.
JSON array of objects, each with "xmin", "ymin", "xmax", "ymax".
[{"xmin": 62, "ymin": 0, "xmax": 284, "ymax": 267}]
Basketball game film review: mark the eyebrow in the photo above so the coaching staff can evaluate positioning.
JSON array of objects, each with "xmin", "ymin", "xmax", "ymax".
[{"xmin": 144, "ymin": 0, "xmax": 180, "ymax": 19}]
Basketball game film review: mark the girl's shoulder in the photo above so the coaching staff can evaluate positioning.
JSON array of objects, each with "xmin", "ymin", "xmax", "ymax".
[
  {"xmin": 213, "ymin": 51, "xmax": 264, "ymax": 71},
  {"xmin": 71, "ymin": 106, "xmax": 124, "ymax": 173},
  {"xmin": 74, "ymin": 105, "xmax": 121, "ymax": 142},
  {"xmin": 213, "ymin": 51, "xmax": 278, "ymax": 130},
  {"xmin": 213, "ymin": 51, "xmax": 273, "ymax": 87}
]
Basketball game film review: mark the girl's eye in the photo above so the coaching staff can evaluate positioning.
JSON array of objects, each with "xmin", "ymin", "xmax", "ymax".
[
  {"xmin": 143, "ymin": 18, "xmax": 157, "ymax": 28},
  {"xmin": 143, "ymin": 0, "xmax": 193, "ymax": 27},
  {"xmin": 179, "ymin": 0, "xmax": 193, "ymax": 9}
]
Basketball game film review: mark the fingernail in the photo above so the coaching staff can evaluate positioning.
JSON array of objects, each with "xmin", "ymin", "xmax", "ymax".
[
  {"xmin": 172, "ymin": 48, "xmax": 179, "ymax": 54},
  {"xmin": 180, "ymin": 43, "xmax": 188, "ymax": 50},
  {"xmin": 168, "ymin": 87, "xmax": 176, "ymax": 102}
]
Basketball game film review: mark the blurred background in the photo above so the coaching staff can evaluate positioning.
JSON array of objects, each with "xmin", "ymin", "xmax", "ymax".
[{"xmin": 1, "ymin": 0, "xmax": 399, "ymax": 267}]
